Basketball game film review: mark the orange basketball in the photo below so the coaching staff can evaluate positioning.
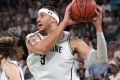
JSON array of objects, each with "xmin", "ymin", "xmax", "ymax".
[{"xmin": 70, "ymin": 0, "xmax": 97, "ymax": 22}]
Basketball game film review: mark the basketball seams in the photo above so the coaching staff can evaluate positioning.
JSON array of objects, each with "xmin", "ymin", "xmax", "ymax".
[
  {"xmin": 76, "ymin": 0, "xmax": 82, "ymax": 19},
  {"xmin": 88, "ymin": 3, "xmax": 96, "ymax": 18},
  {"xmin": 83, "ymin": 0, "xmax": 87, "ymax": 21},
  {"xmin": 85, "ymin": 6, "xmax": 94, "ymax": 19},
  {"xmin": 71, "ymin": 4, "xmax": 81, "ymax": 18},
  {"xmin": 71, "ymin": 11, "xmax": 80, "ymax": 20},
  {"xmin": 71, "ymin": 0, "xmax": 96, "ymax": 22},
  {"xmin": 71, "ymin": 0, "xmax": 81, "ymax": 21},
  {"xmin": 84, "ymin": 0, "xmax": 96, "ymax": 19}
]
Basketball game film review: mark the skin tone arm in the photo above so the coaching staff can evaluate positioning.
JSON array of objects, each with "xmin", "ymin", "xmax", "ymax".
[
  {"xmin": 26, "ymin": 2, "xmax": 76, "ymax": 54},
  {"xmin": 70, "ymin": 5, "xmax": 103, "ymax": 59},
  {"xmin": 26, "ymin": 22, "xmax": 66, "ymax": 54},
  {"xmin": 5, "ymin": 63, "xmax": 21, "ymax": 80}
]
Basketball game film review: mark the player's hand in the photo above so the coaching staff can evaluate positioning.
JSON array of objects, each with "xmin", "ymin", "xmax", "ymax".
[
  {"xmin": 92, "ymin": 5, "xmax": 102, "ymax": 32},
  {"xmin": 62, "ymin": 0, "xmax": 76, "ymax": 26}
]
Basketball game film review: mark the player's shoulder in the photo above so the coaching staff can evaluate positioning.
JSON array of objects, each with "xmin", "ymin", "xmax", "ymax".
[
  {"xmin": 26, "ymin": 31, "xmax": 40, "ymax": 40},
  {"xmin": 26, "ymin": 31, "xmax": 37, "ymax": 39},
  {"xmin": 70, "ymin": 36, "xmax": 85, "ymax": 45},
  {"xmin": 70, "ymin": 36, "xmax": 82, "ymax": 42},
  {"xmin": 4, "ymin": 61, "xmax": 23, "ymax": 79},
  {"xmin": 4, "ymin": 62, "xmax": 19, "ymax": 73}
]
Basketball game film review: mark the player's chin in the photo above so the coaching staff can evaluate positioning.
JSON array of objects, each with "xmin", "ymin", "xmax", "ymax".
[
  {"xmin": 37, "ymin": 26, "xmax": 42, "ymax": 30},
  {"xmin": 37, "ymin": 27, "xmax": 41, "ymax": 31},
  {"xmin": 38, "ymin": 28, "xmax": 43, "ymax": 31}
]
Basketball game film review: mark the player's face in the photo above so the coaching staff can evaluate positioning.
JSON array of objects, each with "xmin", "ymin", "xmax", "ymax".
[{"xmin": 37, "ymin": 13, "xmax": 52, "ymax": 32}]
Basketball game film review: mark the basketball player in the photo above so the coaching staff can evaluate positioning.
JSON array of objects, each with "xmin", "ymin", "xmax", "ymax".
[
  {"xmin": 0, "ymin": 36, "xmax": 24, "ymax": 80},
  {"xmin": 25, "ymin": 1, "xmax": 107, "ymax": 80}
]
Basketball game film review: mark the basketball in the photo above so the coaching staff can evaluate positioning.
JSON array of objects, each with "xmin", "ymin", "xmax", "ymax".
[{"xmin": 70, "ymin": 0, "xmax": 97, "ymax": 22}]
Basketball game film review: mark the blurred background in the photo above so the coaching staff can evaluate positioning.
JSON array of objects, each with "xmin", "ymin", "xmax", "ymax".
[{"xmin": 0, "ymin": 0, "xmax": 120, "ymax": 80}]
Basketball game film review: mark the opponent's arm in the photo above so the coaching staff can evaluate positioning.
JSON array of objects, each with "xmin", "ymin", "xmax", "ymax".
[
  {"xmin": 86, "ymin": 5, "xmax": 107, "ymax": 66},
  {"xmin": 86, "ymin": 32, "xmax": 107, "ymax": 66},
  {"xmin": 71, "ymin": 6, "xmax": 107, "ymax": 67},
  {"xmin": 71, "ymin": 28, "xmax": 107, "ymax": 67}
]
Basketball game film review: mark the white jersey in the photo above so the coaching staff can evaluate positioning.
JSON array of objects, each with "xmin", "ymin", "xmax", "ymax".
[
  {"xmin": 0, "ymin": 61, "xmax": 24, "ymax": 80},
  {"xmin": 27, "ymin": 31, "xmax": 79, "ymax": 80},
  {"xmin": 109, "ymin": 72, "xmax": 120, "ymax": 80}
]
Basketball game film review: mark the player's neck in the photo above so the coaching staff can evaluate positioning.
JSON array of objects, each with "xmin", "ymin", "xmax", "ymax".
[{"xmin": 1, "ymin": 58, "xmax": 11, "ymax": 69}]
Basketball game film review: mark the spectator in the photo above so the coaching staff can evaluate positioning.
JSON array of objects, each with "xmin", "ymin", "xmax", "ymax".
[
  {"xmin": 28, "ymin": 2, "xmax": 38, "ymax": 24},
  {"xmin": 108, "ymin": 59, "xmax": 120, "ymax": 80},
  {"xmin": 101, "ymin": 0, "xmax": 111, "ymax": 16},
  {"xmin": 77, "ymin": 61, "xmax": 86, "ymax": 80}
]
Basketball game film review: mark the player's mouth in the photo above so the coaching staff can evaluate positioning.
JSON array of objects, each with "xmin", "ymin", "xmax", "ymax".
[{"xmin": 37, "ymin": 23, "xmax": 42, "ymax": 28}]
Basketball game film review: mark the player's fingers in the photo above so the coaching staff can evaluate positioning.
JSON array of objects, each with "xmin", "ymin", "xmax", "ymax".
[
  {"xmin": 95, "ymin": 9, "xmax": 99, "ymax": 16},
  {"xmin": 95, "ymin": 5, "xmax": 102, "ymax": 15},
  {"xmin": 66, "ymin": 0, "xmax": 75, "ymax": 11},
  {"xmin": 66, "ymin": 3, "xmax": 72, "ymax": 12},
  {"xmin": 71, "ymin": 0, "xmax": 75, "ymax": 4},
  {"xmin": 97, "ymin": 5, "xmax": 102, "ymax": 13}
]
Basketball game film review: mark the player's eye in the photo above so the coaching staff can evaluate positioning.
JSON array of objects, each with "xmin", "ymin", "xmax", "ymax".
[{"xmin": 40, "ymin": 13, "xmax": 46, "ymax": 18}]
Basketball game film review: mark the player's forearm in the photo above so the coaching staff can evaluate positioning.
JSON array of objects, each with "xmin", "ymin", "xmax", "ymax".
[
  {"xmin": 35, "ymin": 21, "xmax": 66, "ymax": 53},
  {"xmin": 96, "ymin": 32, "xmax": 107, "ymax": 63},
  {"xmin": 95, "ymin": 23, "xmax": 107, "ymax": 61},
  {"xmin": 96, "ymin": 25, "xmax": 102, "ymax": 32},
  {"xmin": 86, "ymin": 32, "xmax": 107, "ymax": 67}
]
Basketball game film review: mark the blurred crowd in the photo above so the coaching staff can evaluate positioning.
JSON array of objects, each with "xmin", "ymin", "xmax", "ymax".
[{"xmin": 0, "ymin": 0, "xmax": 120, "ymax": 80}]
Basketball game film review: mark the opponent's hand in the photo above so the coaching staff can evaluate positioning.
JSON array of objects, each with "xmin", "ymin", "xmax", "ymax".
[
  {"xmin": 62, "ymin": 0, "xmax": 76, "ymax": 26},
  {"xmin": 92, "ymin": 5, "xmax": 102, "ymax": 32}
]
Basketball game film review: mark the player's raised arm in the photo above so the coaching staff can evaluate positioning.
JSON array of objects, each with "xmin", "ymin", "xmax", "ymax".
[
  {"xmin": 88, "ymin": 5, "xmax": 107, "ymax": 65},
  {"xmin": 70, "ymin": 5, "xmax": 107, "ymax": 67},
  {"xmin": 25, "ymin": 2, "xmax": 76, "ymax": 54}
]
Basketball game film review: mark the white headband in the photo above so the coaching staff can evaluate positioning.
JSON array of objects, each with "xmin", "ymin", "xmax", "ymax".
[{"xmin": 38, "ymin": 8, "xmax": 59, "ymax": 23}]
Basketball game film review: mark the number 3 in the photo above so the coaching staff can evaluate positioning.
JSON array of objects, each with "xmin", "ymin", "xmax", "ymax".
[{"xmin": 40, "ymin": 55, "xmax": 46, "ymax": 65}]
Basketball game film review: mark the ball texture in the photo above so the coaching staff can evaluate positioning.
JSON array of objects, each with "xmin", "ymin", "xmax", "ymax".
[{"xmin": 70, "ymin": 0, "xmax": 97, "ymax": 22}]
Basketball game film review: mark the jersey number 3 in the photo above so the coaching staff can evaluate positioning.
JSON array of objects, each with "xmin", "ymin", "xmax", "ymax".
[{"xmin": 40, "ymin": 55, "xmax": 46, "ymax": 65}]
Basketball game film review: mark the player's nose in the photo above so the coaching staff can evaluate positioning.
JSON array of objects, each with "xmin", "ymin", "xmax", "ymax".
[{"xmin": 37, "ymin": 17, "xmax": 41, "ymax": 23}]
